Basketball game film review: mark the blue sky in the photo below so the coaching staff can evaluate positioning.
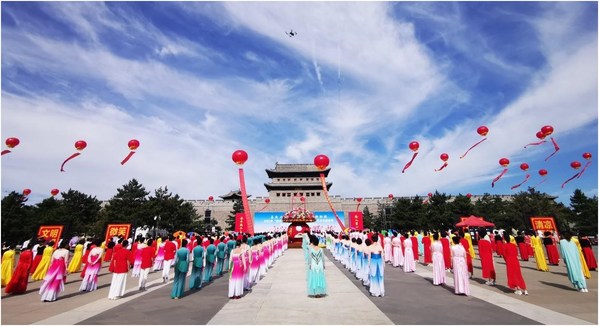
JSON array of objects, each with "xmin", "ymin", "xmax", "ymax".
[{"xmin": 1, "ymin": 2, "xmax": 597, "ymax": 205}]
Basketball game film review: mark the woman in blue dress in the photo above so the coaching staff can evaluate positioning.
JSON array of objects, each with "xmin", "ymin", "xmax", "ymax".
[
  {"xmin": 368, "ymin": 233, "xmax": 385, "ymax": 297},
  {"xmin": 171, "ymin": 239, "xmax": 189, "ymax": 299},
  {"xmin": 559, "ymin": 232, "xmax": 588, "ymax": 292},
  {"xmin": 307, "ymin": 235, "xmax": 327, "ymax": 298}
]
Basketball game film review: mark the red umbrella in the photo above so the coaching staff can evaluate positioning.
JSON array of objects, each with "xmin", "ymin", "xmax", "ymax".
[{"xmin": 456, "ymin": 215, "xmax": 495, "ymax": 228}]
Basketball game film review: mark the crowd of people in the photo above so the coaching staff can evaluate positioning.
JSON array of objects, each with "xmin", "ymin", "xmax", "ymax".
[
  {"xmin": 319, "ymin": 227, "xmax": 596, "ymax": 297},
  {"xmin": 0, "ymin": 226, "xmax": 596, "ymax": 303},
  {"xmin": 0, "ymin": 231, "xmax": 289, "ymax": 302}
]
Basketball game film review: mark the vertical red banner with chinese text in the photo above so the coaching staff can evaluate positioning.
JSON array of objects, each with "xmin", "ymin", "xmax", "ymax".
[
  {"xmin": 349, "ymin": 212, "xmax": 364, "ymax": 231},
  {"xmin": 235, "ymin": 213, "xmax": 247, "ymax": 233}
]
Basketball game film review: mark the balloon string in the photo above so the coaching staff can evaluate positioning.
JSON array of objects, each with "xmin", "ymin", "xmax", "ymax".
[
  {"xmin": 402, "ymin": 152, "xmax": 419, "ymax": 173},
  {"xmin": 320, "ymin": 173, "xmax": 346, "ymax": 231},
  {"xmin": 120, "ymin": 151, "xmax": 136, "ymax": 165},
  {"xmin": 256, "ymin": 204, "xmax": 269, "ymax": 212},
  {"xmin": 491, "ymin": 168, "xmax": 508, "ymax": 188},
  {"xmin": 60, "ymin": 152, "xmax": 81, "ymax": 172},
  {"xmin": 577, "ymin": 161, "xmax": 591, "ymax": 179},
  {"xmin": 530, "ymin": 179, "xmax": 547, "ymax": 190},
  {"xmin": 510, "ymin": 173, "xmax": 531, "ymax": 190},
  {"xmin": 434, "ymin": 162, "xmax": 448, "ymax": 172},
  {"xmin": 460, "ymin": 138, "xmax": 487, "ymax": 159},
  {"xmin": 238, "ymin": 168, "xmax": 254, "ymax": 235},
  {"xmin": 1, "ymin": 150, "xmax": 11, "ymax": 156},
  {"xmin": 561, "ymin": 172, "xmax": 580, "ymax": 189},
  {"xmin": 544, "ymin": 137, "xmax": 560, "ymax": 161},
  {"xmin": 524, "ymin": 140, "xmax": 547, "ymax": 148}
]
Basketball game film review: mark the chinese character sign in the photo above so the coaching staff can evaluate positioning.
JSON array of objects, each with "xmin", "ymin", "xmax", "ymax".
[
  {"xmin": 235, "ymin": 213, "xmax": 247, "ymax": 233},
  {"xmin": 253, "ymin": 212, "xmax": 344, "ymax": 233},
  {"xmin": 530, "ymin": 217, "xmax": 558, "ymax": 235},
  {"xmin": 37, "ymin": 225, "xmax": 63, "ymax": 248},
  {"xmin": 104, "ymin": 224, "xmax": 131, "ymax": 245},
  {"xmin": 349, "ymin": 212, "xmax": 364, "ymax": 231}
]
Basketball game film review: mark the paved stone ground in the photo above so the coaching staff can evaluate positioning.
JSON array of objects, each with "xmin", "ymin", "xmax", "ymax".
[{"xmin": 1, "ymin": 246, "xmax": 597, "ymax": 325}]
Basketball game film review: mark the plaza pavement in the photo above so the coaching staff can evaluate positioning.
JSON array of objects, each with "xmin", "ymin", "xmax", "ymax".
[{"xmin": 0, "ymin": 246, "xmax": 597, "ymax": 325}]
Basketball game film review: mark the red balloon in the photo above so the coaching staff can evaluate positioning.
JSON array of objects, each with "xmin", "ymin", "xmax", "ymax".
[
  {"xmin": 265, "ymin": 198, "xmax": 270, "ymax": 204},
  {"xmin": 466, "ymin": 193, "xmax": 472, "ymax": 198},
  {"xmin": 477, "ymin": 126, "xmax": 489, "ymax": 136},
  {"xmin": 499, "ymin": 158, "xmax": 510, "ymax": 167},
  {"xmin": 75, "ymin": 140, "xmax": 87, "ymax": 151},
  {"xmin": 428, "ymin": 192, "xmax": 433, "ymax": 197},
  {"xmin": 571, "ymin": 161, "xmax": 582, "ymax": 169},
  {"xmin": 541, "ymin": 125, "xmax": 554, "ymax": 136},
  {"xmin": 440, "ymin": 153, "xmax": 449, "ymax": 161},
  {"xmin": 50, "ymin": 188, "xmax": 59, "ymax": 196},
  {"xmin": 538, "ymin": 169, "xmax": 548, "ymax": 177},
  {"xmin": 300, "ymin": 196, "xmax": 305, "ymax": 202},
  {"xmin": 408, "ymin": 141, "xmax": 420, "ymax": 152},
  {"xmin": 128, "ymin": 139, "xmax": 140, "ymax": 150},
  {"xmin": 313, "ymin": 154, "xmax": 330, "ymax": 170},
  {"xmin": 582, "ymin": 152, "xmax": 592, "ymax": 160},
  {"xmin": 208, "ymin": 196, "xmax": 214, "ymax": 201},
  {"xmin": 356, "ymin": 197, "xmax": 363, "ymax": 202},
  {"xmin": 520, "ymin": 163, "xmax": 529, "ymax": 171},
  {"xmin": 5, "ymin": 137, "xmax": 20, "ymax": 148},
  {"xmin": 536, "ymin": 131, "xmax": 546, "ymax": 140},
  {"xmin": 23, "ymin": 188, "xmax": 31, "ymax": 196},
  {"xmin": 388, "ymin": 194, "xmax": 394, "ymax": 199},
  {"xmin": 232, "ymin": 150, "xmax": 248, "ymax": 165}
]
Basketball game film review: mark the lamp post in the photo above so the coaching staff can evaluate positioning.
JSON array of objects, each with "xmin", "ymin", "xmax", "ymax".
[{"xmin": 154, "ymin": 215, "xmax": 161, "ymax": 238}]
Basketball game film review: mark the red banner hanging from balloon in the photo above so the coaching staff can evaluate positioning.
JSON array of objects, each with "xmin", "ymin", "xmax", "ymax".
[
  {"xmin": 510, "ymin": 174, "xmax": 531, "ymax": 190},
  {"xmin": 60, "ymin": 140, "xmax": 87, "ymax": 172},
  {"xmin": 121, "ymin": 139, "xmax": 140, "ymax": 165},
  {"xmin": 460, "ymin": 126, "xmax": 488, "ymax": 159},
  {"xmin": 320, "ymin": 173, "xmax": 345, "ymax": 231},
  {"xmin": 544, "ymin": 137, "xmax": 560, "ymax": 161},
  {"xmin": 238, "ymin": 168, "xmax": 254, "ymax": 235}
]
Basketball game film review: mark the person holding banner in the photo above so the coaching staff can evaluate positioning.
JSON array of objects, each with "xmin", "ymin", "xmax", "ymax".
[
  {"xmin": 39, "ymin": 241, "xmax": 69, "ymax": 302},
  {"xmin": 108, "ymin": 240, "xmax": 133, "ymax": 300}
]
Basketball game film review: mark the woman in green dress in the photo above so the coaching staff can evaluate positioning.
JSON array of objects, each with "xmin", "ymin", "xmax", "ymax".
[{"xmin": 307, "ymin": 235, "xmax": 327, "ymax": 298}]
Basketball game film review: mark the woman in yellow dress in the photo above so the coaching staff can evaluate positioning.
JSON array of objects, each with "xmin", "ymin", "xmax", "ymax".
[
  {"xmin": 531, "ymin": 234, "xmax": 549, "ymax": 272},
  {"xmin": 67, "ymin": 240, "xmax": 85, "ymax": 273},
  {"xmin": 572, "ymin": 236, "xmax": 591, "ymax": 279},
  {"xmin": 464, "ymin": 231, "xmax": 476, "ymax": 259},
  {"xmin": 1, "ymin": 245, "xmax": 16, "ymax": 286},
  {"xmin": 31, "ymin": 241, "xmax": 55, "ymax": 281}
]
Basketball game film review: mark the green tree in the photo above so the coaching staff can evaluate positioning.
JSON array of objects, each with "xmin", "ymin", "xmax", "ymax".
[
  {"xmin": 100, "ymin": 179, "xmax": 151, "ymax": 237},
  {"xmin": 569, "ymin": 189, "xmax": 598, "ymax": 235},
  {"xmin": 362, "ymin": 206, "xmax": 376, "ymax": 230},
  {"xmin": 59, "ymin": 189, "xmax": 102, "ymax": 238},
  {"xmin": 389, "ymin": 197, "xmax": 414, "ymax": 231},
  {"xmin": 225, "ymin": 199, "xmax": 243, "ymax": 231},
  {"xmin": 1, "ymin": 191, "xmax": 35, "ymax": 245},
  {"xmin": 425, "ymin": 192, "xmax": 453, "ymax": 231},
  {"xmin": 507, "ymin": 188, "xmax": 569, "ymax": 231},
  {"xmin": 449, "ymin": 194, "xmax": 475, "ymax": 219},
  {"xmin": 473, "ymin": 193, "xmax": 512, "ymax": 228},
  {"xmin": 148, "ymin": 186, "xmax": 200, "ymax": 234}
]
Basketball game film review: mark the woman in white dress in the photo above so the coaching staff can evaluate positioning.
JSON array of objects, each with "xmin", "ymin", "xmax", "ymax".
[
  {"xmin": 402, "ymin": 233, "xmax": 416, "ymax": 273},
  {"xmin": 391, "ymin": 232, "xmax": 404, "ymax": 268},
  {"xmin": 451, "ymin": 236, "xmax": 470, "ymax": 295}
]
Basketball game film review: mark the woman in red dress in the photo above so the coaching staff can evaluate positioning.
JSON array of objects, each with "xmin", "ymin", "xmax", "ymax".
[
  {"xmin": 422, "ymin": 231, "xmax": 432, "ymax": 265},
  {"xmin": 30, "ymin": 243, "xmax": 45, "ymax": 275},
  {"xmin": 543, "ymin": 231, "xmax": 560, "ymax": 265},
  {"xmin": 440, "ymin": 232, "xmax": 452, "ymax": 270},
  {"xmin": 503, "ymin": 232, "xmax": 528, "ymax": 295},
  {"xmin": 477, "ymin": 229, "xmax": 496, "ymax": 285},
  {"xmin": 5, "ymin": 244, "xmax": 33, "ymax": 294},
  {"xmin": 579, "ymin": 234, "xmax": 597, "ymax": 271}
]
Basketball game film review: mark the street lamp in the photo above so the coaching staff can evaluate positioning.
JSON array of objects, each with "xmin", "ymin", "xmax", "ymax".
[{"xmin": 154, "ymin": 215, "xmax": 161, "ymax": 238}]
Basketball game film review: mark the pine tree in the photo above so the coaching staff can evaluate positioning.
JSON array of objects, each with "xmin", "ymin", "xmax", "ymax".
[{"xmin": 225, "ymin": 199, "xmax": 243, "ymax": 231}]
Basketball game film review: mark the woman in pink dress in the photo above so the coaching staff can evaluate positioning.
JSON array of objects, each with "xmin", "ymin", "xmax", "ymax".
[
  {"xmin": 431, "ymin": 233, "xmax": 446, "ymax": 286},
  {"xmin": 228, "ymin": 246, "xmax": 246, "ymax": 299},
  {"xmin": 451, "ymin": 236, "xmax": 470, "ymax": 295},
  {"xmin": 39, "ymin": 241, "xmax": 69, "ymax": 302},
  {"xmin": 391, "ymin": 232, "xmax": 404, "ymax": 268},
  {"xmin": 153, "ymin": 237, "xmax": 165, "ymax": 271},
  {"xmin": 80, "ymin": 240, "xmax": 104, "ymax": 292},
  {"xmin": 402, "ymin": 233, "xmax": 415, "ymax": 273}
]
